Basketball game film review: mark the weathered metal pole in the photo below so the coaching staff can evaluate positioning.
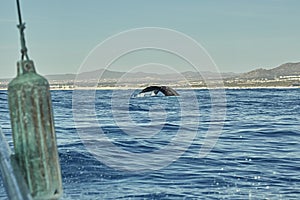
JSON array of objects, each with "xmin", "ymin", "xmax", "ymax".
[{"xmin": 7, "ymin": 0, "xmax": 63, "ymax": 199}]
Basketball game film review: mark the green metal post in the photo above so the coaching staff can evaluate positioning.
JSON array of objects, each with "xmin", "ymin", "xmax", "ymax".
[{"xmin": 7, "ymin": 0, "xmax": 63, "ymax": 199}]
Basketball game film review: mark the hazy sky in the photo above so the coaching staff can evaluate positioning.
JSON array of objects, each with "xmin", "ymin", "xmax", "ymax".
[{"xmin": 1, "ymin": 0, "xmax": 300, "ymax": 78}]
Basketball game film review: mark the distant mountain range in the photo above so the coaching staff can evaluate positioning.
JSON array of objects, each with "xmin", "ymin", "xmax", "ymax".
[
  {"xmin": 44, "ymin": 69, "xmax": 237, "ymax": 82},
  {"xmin": 237, "ymin": 62, "xmax": 300, "ymax": 79},
  {"xmin": 44, "ymin": 62, "xmax": 300, "ymax": 82},
  {"xmin": 1, "ymin": 62, "xmax": 300, "ymax": 83}
]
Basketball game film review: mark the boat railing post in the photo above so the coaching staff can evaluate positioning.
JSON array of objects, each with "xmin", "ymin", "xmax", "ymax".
[{"xmin": 0, "ymin": 126, "xmax": 33, "ymax": 200}]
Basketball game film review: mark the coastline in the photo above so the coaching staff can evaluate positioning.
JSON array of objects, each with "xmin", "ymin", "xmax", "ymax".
[{"xmin": 1, "ymin": 86, "xmax": 300, "ymax": 91}]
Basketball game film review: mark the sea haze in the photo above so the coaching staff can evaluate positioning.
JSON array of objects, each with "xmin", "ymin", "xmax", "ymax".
[{"xmin": 0, "ymin": 89, "xmax": 299, "ymax": 199}]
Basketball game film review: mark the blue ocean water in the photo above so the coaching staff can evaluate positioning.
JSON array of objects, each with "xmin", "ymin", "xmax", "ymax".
[{"xmin": 0, "ymin": 88, "xmax": 299, "ymax": 199}]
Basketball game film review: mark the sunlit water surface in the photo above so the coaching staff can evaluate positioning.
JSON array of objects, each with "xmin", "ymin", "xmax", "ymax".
[{"xmin": 0, "ymin": 89, "xmax": 299, "ymax": 199}]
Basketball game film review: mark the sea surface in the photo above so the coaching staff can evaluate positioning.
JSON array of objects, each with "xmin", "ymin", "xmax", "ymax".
[{"xmin": 0, "ymin": 88, "xmax": 299, "ymax": 199}]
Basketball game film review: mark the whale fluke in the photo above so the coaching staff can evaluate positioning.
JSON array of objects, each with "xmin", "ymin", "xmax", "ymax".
[{"xmin": 139, "ymin": 86, "xmax": 179, "ymax": 96}]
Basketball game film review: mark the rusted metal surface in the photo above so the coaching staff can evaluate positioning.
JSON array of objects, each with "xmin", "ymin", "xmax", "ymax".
[{"xmin": 8, "ymin": 60, "xmax": 62, "ymax": 199}]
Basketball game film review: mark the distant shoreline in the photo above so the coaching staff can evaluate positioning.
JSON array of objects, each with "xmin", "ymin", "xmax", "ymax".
[{"xmin": 1, "ymin": 86, "xmax": 300, "ymax": 91}]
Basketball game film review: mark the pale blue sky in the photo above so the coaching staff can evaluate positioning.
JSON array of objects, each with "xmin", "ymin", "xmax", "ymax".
[{"xmin": 1, "ymin": 0, "xmax": 300, "ymax": 78}]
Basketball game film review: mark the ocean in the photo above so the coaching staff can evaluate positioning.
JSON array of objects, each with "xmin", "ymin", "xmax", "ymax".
[{"xmin": 0, "ymin": 88, "xmax": 299, "ymax": 199}]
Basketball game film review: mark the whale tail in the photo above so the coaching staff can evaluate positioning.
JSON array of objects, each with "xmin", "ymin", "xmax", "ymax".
[{"xmin": 139, "ymin": 86, "xmax": 179, "ymax": 96}]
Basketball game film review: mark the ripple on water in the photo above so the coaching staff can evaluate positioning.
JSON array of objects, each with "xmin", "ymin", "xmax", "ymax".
[{"xmin": 0, "ymin": 89, "xmax": 299, "ymax": 199}]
